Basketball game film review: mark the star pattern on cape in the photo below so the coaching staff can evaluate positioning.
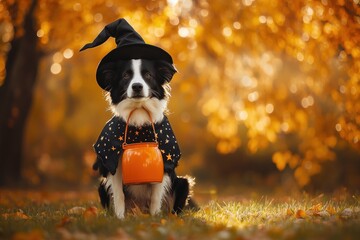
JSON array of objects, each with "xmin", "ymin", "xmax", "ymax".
[{"xmin": 94, "ymin": 115, "xmax": 181, "ymax": 175}]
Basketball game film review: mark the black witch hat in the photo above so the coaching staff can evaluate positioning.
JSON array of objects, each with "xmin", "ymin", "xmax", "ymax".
[{"xmin": 80, "ymin": 18, "xmax": 174, "ymax": 90}]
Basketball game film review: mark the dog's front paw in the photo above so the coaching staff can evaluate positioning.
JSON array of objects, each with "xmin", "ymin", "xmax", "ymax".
[
  {"xmin": 149, "ymin": 202, "xmax": 161, "ymax": 216},
  {"xmin": 113, "ymin": 201, "xmax": 125, "ymax": 219},
  {"xmin": 114, "ymin": 209, "xmax": 125, "ymax": 219}
]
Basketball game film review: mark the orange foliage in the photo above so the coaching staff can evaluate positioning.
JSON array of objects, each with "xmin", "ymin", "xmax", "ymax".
[{"xmin": 0, "ymin": 0, "xmax": 359, "ymax": 187}]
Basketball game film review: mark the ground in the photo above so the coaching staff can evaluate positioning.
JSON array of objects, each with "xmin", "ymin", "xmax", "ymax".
[{"xmin": 0, "ymin": 188, "xmax": 360, "ymax": 240}]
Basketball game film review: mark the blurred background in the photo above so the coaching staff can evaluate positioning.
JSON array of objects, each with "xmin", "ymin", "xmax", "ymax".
[{"xmin": 0, "ymin": 0, "xmax": 359, "ymax": 195}]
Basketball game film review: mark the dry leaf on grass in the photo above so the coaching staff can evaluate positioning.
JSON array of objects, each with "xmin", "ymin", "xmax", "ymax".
[
  {"xmin": 295, "ymin": 209, "xmax": 306, "ymax": 219},
  {"xmin": 83, "ymin": 206, "xmax": 98, "ymax": 220},
  {"xmin": 56, "ymin": 216, "xmax": 74, "ymax": 228},
  {"xmin": 340, "ymin": 208, "xmax": 353, "ymax": 219},
  {"xmin": 310, "ymin": 203, "xmax": 322, "ymax": 214},
  {"xmin": 326, "ymin": 206, "xmax": 336, "ymax": 215},
  {"xmin": 67, "ymin": 206, "xmax": 86, "ymax": 215},
  {"xmin": 2, "ymin": 211, "xmax": 30, "ymax": 220}
]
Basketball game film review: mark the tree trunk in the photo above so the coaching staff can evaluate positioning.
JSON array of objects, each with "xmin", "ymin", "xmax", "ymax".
[{"xmin": 0, "ymin": 0, "xmax": 40, "ymax": 186}]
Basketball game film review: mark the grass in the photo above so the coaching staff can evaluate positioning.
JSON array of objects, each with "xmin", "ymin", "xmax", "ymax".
[{"xmin": 0, "ymin": 190, "xmax": 360, "ymax": 239}]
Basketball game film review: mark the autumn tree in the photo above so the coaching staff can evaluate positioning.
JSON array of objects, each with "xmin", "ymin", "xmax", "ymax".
[
  {"xmin": 0, "ymin": 0, "xmax": 40, "ymax": 185},
  {"xmin": 0, "ymin": 0, "xmax": 106, "ymax": 185}
]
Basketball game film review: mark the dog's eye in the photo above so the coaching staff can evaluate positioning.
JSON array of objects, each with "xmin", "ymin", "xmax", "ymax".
[
  {"xmin": 123, "ymin": 72, "xmax": 132, "ymax": 80},
  {"xmin": 143, "ymin": 71, "xmax": 152, "ymax": 80}
]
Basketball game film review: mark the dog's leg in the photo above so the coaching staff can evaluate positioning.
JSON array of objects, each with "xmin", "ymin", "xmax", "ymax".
[
  {"xmin": 109, "ymin": 168, "xmax": 125, "ymax": 219},
  {"xmin": 149, "ymin": 174, "xmax": 170, "ymax": 215},
  {"xmin": 149, "ymin": 183, "xmax": 163, "ymax": 215}
]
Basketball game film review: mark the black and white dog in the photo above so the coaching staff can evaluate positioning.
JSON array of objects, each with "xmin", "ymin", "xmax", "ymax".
[{"xmin": 92, "ymin": 58, "xmax": 194, "ymax": 219}]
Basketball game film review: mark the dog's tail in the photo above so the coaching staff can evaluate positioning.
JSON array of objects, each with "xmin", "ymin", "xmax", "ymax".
[{"xmin": 172, "ymin": 175, "xmax": 199, "ymax": 214}]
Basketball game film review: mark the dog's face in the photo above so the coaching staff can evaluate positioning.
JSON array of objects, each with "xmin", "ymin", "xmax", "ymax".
[{"xmin": 98, "ymin": 59, "xmax": 177, "ymax": 124}]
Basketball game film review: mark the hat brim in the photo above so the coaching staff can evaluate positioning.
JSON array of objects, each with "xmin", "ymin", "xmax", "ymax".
[{"xmin": 96, "ymin": 44, "xmax": 173, "ymax": 90}]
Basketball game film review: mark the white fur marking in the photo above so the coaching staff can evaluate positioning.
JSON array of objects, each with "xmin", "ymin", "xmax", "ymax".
[
  {"xmin": 127, "ymin": 59, "xmax": 150, "ymax": 98},
  {"xmin": 107, "ymin": 58, "xmax": 170, "ymax": 126},
  {"xmin": 150, "ymin": 175, "xmax": 171, "ymax": 215},
  {"xmin": 110, "ymin": 98, "xmax": 167, "ymax": 126}
]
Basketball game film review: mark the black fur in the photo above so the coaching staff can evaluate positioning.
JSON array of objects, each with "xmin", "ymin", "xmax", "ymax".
[
  {"xmin": 172, "ymin": 177, "xmax": 190, "ymax": 214},
  {"xmin": 93, "ymin": 156, "xmax": 109, "ymax": 177},
  {"xmin": 97, "ymin": 59, "xmax": 176, "ymax": 104},
  {"xmin": 98, "ymin": 179, "xmax": 111, "ymax": 209}
]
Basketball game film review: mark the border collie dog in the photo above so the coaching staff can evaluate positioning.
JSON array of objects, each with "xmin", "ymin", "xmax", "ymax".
[{"xmin": 92, "ymin": 59, "xmax": 194, "ymax": 219}]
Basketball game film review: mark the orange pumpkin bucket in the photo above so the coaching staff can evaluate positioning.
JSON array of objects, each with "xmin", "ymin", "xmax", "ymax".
[{"xmin": 121, "ymin": 108, "xmax": 164, "ymax": 185}]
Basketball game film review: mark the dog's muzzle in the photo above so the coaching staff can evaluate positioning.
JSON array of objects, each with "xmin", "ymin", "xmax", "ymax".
[{"xmin": 131, "ymin": 83, "xmax": 144, "ymax": 98}]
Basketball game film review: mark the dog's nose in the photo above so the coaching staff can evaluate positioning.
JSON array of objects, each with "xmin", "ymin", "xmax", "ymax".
[{"xmin": 132, "ymin": 83, "xmax": 143, "ymax": 92}]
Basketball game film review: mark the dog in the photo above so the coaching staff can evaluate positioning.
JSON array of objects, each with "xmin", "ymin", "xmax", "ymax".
[{"xmin": 92, "ymin": 58, "xmax": 195, "ymax": 219}]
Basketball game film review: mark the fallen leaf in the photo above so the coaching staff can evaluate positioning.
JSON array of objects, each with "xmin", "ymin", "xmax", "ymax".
[
  {"xmin": 83, "ymin": 206, "xmax": 98, "ymax": 220},
  {"xmin": 56, "ymin": 216, "xmax": 74, "ymax": 228},
  {"xmin": 326, "ymin": 206, "xmax": 336, "ymax": 215},
  {"xmin": 295, "ymin": 209, "xmax": 306, "ymax": 219},
  {"xmin": 310, "ymin": 203, "xmax": 322, "ymax": 214},
  {"xmin": 160, "ymin": 218, "xmax": 167, "ymax": 225},
  {"xmin": 15, "ymin": 211, "xmax": 30, "ymax": 219},
  {"xmin": 67, "ymin": 206, "xmax": 86, "ymax": 215},
  {"xmin": 2, "ymin": 211, "xmax": 30, "ymax": 220},
  {"xmin": 39, "ymin": 211, "xmax": 47, "ymax": 217},
  {"xmin": 340, "ymin": 208, "xmax": 353, "ymax": 219}
]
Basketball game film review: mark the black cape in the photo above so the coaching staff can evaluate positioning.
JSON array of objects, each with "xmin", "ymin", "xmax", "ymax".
[{"xmin": 94, "ymin": 115, "xmax": 181, "ymax": 175}]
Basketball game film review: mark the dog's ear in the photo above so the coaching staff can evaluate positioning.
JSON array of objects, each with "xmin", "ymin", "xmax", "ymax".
[
  {"xmin": 97, "ymin": 62, "xmax": 116, "ymax": 91},
  {"xmin": 102, "ymin": 70, "xmax": 115, "ymax": 86},
  {"xmin": 156, "ymin": 61, "xmax": 177, "ymax": 84}
]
